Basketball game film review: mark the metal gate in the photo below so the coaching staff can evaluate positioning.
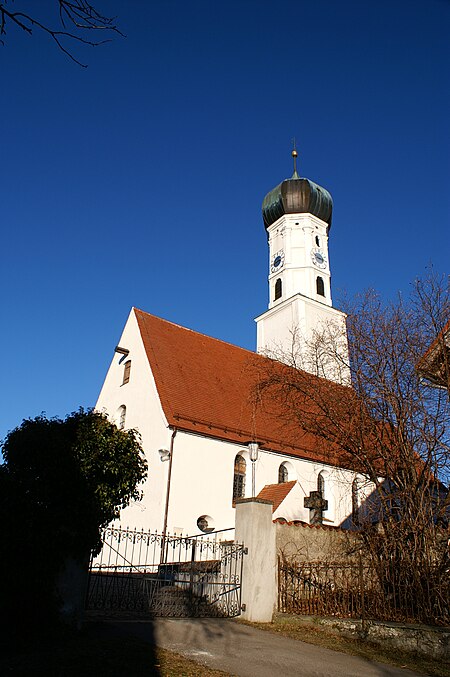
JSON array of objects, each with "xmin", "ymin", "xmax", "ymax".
[{"xmin": 86, "ymin": 526, "xmax": 245, "ymax": 618}]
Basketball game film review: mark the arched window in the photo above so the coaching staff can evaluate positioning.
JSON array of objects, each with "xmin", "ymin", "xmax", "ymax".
[
  {"xmin": 317, "ymin": 472, "xmax": 325, "ymax": 498},
  {"xmin": 122, "ymin": 360, "xmax": 131, "ymax": 385},
  {"xmin": 352, "ymin": 478, "xmax": 360, "ymax": 525},
  {"xmin": 233, "ymin": 455, "xmax": 246, "ymax": 502},
  {"xmin": 274, "ymin": 278, "xmax": 282, "ymax": 300},
  {"xmin": 315, "ymin": 235, "xmax": 320, "ymax": 247},
  {"xmin": 115, "ymin": 405, "xmax": 126, "ymax": 430},
  {"xmin": 316, "ymin": 276, "xmax": 325, "ymax": 297},
  {"xmin": 278, "ymin": 464, "xmax": 289, "ymax": 483}
]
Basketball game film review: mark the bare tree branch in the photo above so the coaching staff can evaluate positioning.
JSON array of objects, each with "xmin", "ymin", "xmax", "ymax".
[
  {"xmin": 0, "ymin": 1, "xmax": 123, "ymax": 67},
  {"xmin": 254, "ymin": 272, "xmax": 450, "ymax": 624}
]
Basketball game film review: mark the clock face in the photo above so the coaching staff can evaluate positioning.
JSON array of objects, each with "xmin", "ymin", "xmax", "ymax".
[
  {"xmin": 311, "ymin": 248, "xmax": 327, "ymax": 269},
  {"xmin": 271, "ymin": 250, "xmax": 285, "ymax": 273}
]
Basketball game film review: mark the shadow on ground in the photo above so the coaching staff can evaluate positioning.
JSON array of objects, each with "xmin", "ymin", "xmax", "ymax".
[{"xmin": 0, "ymin": 618, "xmax": 160, "ymax": 677}]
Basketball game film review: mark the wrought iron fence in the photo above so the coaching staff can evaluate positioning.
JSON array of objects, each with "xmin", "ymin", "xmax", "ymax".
[
  {"xmin": 278, "ymin": 557, "xmax": 449, "ymax": 626},
  {"xmin": 86, "ymin": 526, "xmax": 245, "ymax": 618}
]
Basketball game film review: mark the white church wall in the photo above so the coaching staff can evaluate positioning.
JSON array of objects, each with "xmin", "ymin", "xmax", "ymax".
[
  {"xmin": 161, "ymin": 431, "xmax": 240, "ymax": 536},
  {"xmin": 95, "ymin": 309, "xmax": 173, "ymax": 533},
  {"xmin": 162, "ymin": 429, "xmax": 361, "ymax": 535},
  {"xmin": 254, "ymin": 449, "xmax": 356, "ymax": 526}
]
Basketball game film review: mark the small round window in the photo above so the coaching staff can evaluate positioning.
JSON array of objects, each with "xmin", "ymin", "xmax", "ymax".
[{"xmin": 197, "ymin": 515, "xmax": 215, "ymax": 533}]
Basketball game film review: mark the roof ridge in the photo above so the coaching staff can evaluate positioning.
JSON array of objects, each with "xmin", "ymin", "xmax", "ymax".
[
  {"xmin": 261, "ymin": 480, "xmax": 297, "ymax": 490},
  {"xmin": 134, "ymin": 307, "xmax": 261, "ymax": 358}
]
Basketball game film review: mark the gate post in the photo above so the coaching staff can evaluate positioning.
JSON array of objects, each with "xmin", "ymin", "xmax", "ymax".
[{"xmin": 235, "ymin": 498, "xmax": 276, "ymax": 622}]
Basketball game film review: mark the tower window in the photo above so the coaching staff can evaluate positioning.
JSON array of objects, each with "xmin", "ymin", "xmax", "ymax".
[
  {"xmin": 316, "ymin": 276, "xmax": 325, "ymax": 297},
  {"xmin": 122, "ymin": 360, "xmax": 131, "ymax": 385},
  {"xmin": 315, "ymin": 235, "xmax": 320, "ymax": 247},
  {"xmin": 274, "ymin": 278, "xmax": 282, "ymax": 300},
  {"xmin": 233, "ymin": 455, "xmax": 246, "ymax": 502}
]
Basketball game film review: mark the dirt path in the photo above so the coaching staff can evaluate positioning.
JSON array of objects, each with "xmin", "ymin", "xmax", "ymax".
[{"xmin": 105, "ymin": 617, "xmax": 426, "ymax": 677}]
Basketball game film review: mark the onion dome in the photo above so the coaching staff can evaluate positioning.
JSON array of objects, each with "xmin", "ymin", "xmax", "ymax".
[{"xmin": 262, "ymin": 151, "xmax": 333, "ymax": 230}]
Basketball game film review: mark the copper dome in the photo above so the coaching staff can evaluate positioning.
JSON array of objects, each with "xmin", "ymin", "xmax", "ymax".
[{"xmin": 262, "ymin": 175, "xmax": 333, "ymax": 230}]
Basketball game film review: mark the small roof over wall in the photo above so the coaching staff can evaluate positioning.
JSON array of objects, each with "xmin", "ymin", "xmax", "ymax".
[{"xmin": 257, "ymin": 481, "xmax": 297, "ymax": 512}]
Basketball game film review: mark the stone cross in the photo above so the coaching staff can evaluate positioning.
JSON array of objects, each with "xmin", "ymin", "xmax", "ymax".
[{"xmin": 304, "ymin": 490, "xmax": 328, "ymax": 525}]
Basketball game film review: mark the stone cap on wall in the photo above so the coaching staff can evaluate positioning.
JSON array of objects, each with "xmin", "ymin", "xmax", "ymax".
[
  {"xmin": 274, "ymin": 518, "xmax": 351, "ymax": 532},
  {"xmin": 235, "ymin": 498, "xmax": 274, "ymax": 506}
]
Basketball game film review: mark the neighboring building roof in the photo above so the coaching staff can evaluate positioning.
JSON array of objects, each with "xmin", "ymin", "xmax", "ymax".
[
  {"xmin": 262, "ymin": 175, "xmax": 333, "ymax": 230},
  {"xmin": 257, "ymin": 481, "xmax": 297, "ymax": 512},
  {"xmin": 134, "ymin": 308, "xmax": 350, "ymax": 468},
  {"xmin": 417, "ymin": 320, "xmax": 450, "ymax": 389}
]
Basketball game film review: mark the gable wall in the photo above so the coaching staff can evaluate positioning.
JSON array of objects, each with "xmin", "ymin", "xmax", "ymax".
[{"xmin": 95, "ymin": 309, "xmax": 174, "ymax": 531}]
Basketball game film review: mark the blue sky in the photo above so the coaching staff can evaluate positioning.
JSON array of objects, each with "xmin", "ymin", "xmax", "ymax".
[{"xmin": 1, "ymin": 0, "xmax": 449, "ymax": 443}]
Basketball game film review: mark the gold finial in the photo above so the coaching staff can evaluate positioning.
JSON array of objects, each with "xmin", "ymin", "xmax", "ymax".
[{"xmin": 291, "ymin": 138, "xmax": 299, "ymax": 178}]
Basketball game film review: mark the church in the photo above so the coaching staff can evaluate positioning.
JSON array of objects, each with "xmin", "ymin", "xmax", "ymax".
[{"xmin": 96, "ymin": 152, "xmax": 367, "ymax": 536}]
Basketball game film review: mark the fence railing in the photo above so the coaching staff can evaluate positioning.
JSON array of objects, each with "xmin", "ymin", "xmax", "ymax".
[
  {"xmin": 91, "ymin": 526, "xmax": 235, "ymax": 574},
  {"xmin": 278, "ymin": 557, "xmax": 449, "ymax": 626},
  {"xmin": 86, "ymin": 526, "xmax": 244, "ymax": 618}
]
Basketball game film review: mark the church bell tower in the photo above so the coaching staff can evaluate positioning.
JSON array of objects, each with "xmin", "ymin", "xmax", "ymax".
[{"xmin": 255, "ymin": 150, "xmax": 350, "ymax": 384}]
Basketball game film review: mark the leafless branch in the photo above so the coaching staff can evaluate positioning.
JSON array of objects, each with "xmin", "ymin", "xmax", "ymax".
[
  {"xmin": 254, "ymin": 272, "xmax": 450, "ymax": 624},
  {"xmin": 0, "ymin": 1, "xmax": 123, "ymax": 67}
]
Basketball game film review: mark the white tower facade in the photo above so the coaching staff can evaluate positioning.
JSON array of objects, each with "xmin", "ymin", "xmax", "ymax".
[{"xmin": 255, "ymin": 159, "xmax": 350, "ymax": 384}]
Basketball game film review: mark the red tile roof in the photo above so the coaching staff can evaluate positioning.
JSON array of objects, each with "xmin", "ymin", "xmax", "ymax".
[
  {"xmin": 134, "ymin": 308, "xmax": 351, "ymax": 468},
  {"xmin": 257, "ymin": 481, "xmax": 297, "ymax": 511}
]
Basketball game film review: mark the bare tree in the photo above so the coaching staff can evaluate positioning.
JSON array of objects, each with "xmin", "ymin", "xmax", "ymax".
[
  {"xmin": 0, "ymin": 1, "xmax": 123, "ymax": 66},
  {"xmin": 255, "ymin": 273, "xmax": 450, "ymax": 624}
]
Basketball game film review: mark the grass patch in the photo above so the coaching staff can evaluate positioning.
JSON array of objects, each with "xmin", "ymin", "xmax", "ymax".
[
  {"xmin": 158, "ymin": 647, "xmax": 231, "ymax": 676},
  {"xmin": 0, "ymin": 629, "xmax": 231, "ymax": 676},
  {"xmin": 238, "ymin": 615, "xmax": 448, "ymax": 677}
]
